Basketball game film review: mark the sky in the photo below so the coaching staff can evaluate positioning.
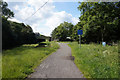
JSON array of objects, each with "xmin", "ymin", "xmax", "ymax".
[{"xmin": 5, "ymin": 0, "xmax": 81, "ymax": 36}]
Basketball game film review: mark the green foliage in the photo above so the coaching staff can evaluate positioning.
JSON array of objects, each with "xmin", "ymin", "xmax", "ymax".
[
  {"xmin": 51, "ymin": 2, "xmax": 119, "ymax": 43},
  {"xmin": 2, "ymin": 42, "xmax": 59, "ymax": 78},
  {"xmin": 46, "ymin": 40, "xmax": 50, "ymax": 46},
  {"xmin": 51, "ymin": 21, "xmax": 73, "ymax": 41},
  {"xmin": 2, "ymin": 1, "xmax": 37, "ymax": 49},
  {"xmin": 2, "ymin": 17, "xmax": 37, "ymax": 49},
  {"xmin": 68, "ymin": 42, "xmax": 119, "ymax": 78},
  {"xmin": 2, "ymin": 16, "xmax": 15, "ymax": 49},
  {"xmin": 9, "ymin": 21, "xmax": 37, "ymax": 44},
  {"xmin": 71, "ymin": 22, "xmax": 83, "ymax": 41},
  {"xmin": 0, "ymin": 1, "xmax": 14, "ymax": 18},
  {"xmin": 76, "ymin": 2, "xmax": 120, "ymax": 43},
  {"xmin": 118, "ymin": 41, "xmax": 120, "ymax": 53}
]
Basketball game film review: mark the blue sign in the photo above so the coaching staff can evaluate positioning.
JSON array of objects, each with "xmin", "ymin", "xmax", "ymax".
[{"xmin": 78, "ymin": 30, "xmax": 83, "ymax": 35}]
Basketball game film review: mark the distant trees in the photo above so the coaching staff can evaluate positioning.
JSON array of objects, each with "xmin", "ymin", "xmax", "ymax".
[
  {"xmin": 9, "ymin": 21, "xmax": 37, "ymax": 44},
  {"xmin": 2, "ymin": 16, "xmax": 37, "ymax": 49},
  {"xmin": 1, "ymin": 1, "xmax": 37, "ymax": 49},
  {"xmin": 51, "ymin": 2, "xmax": 120, "ymax": 43},
  {"xmin": 51, "ymin": 22, "xmax": 73, "ymax": 41}
]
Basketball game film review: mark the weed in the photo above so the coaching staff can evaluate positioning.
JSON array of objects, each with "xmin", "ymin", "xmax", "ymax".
[
  {"xmin": 2, "ymin": 42, "xmax": 59, "ymax": 78},
  {"xmin": 68, "ymin": 42, "xmax": 118, "ymax": 78}
]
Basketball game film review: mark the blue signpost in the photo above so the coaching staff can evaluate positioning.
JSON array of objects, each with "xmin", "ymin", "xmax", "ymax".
[
  {"xmin": 78, "ymin": 30, "xmax": 83, "ymax": 35},
  {"xmin": 78, "ymin": 30, "xmax": 83, "ymax": 48}
]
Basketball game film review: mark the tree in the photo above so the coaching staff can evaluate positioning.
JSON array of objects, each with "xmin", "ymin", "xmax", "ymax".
[
  {"xmin": 2, "ymin": 16, "xmax": 15, "ymax": 49},
  {"xmin": 51, "ymin": 28, "xmax": 58, "ymax": 40},
  {"xmin": 0, "ymin": 1, "xmax": 14, "ymax": 18},
  {"xmin": 2, "ymin": 16, "xmax": 37, "ymax": 49},
  {"xmin": 71, "ymin": 22, "xmax": 83, "ymax": 41},
  {"xmin": 51, "ymin": 21, "xmax": 74, "ymax": 41},
  {"xmin": 77, "ymin": 2, "xmax": 120, "ymax": 43},
  {"xmin": 9, "ymin": 22, "xmax": 37, "ymax": 45}
]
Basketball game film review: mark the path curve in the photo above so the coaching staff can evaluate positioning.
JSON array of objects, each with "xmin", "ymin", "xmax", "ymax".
[{"xmin": 28, "ymin": 43, "xmax": 84, "ymax": 78}]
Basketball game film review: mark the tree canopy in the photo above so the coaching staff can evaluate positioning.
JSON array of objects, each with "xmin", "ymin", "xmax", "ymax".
[
  {"xmin": 51, "ymin": 21, "xmax": 73, "ymax": 41},
  {"xmin": 76, "ymin": 2, "xmax": 120, "ymax": 43},
  {"xmin": 2, "ymin": 16, "xmax": 37, "ymax": 49},
  {"xmin": 1, "ymin": 1, "xmax": 38, "ymax": 49},
  {"xmin": 52, "ymin": 2, "xmax": 120, "ymax": 43},
  {"xmin": 0, "ymin": 1, "xmax": 14, "ymax": 18}
]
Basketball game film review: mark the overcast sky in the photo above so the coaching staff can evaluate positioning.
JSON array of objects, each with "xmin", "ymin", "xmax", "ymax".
[{"xmin": 5, "ymin": 0, "xmax": 81, "ymax": 36}]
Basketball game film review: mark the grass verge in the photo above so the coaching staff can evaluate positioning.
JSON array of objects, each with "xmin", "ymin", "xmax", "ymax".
[
  {"xmin": 2, "ymin": 42, "xmax": 59, "ymax": 78},
  {"xmin": 68, "ymin": 42, "xmax": 119, "ymax": 78}
]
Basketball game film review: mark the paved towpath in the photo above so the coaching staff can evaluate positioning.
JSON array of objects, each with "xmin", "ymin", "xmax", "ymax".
[{"xmin": 28, "ymin": 43, "xmax": 84, "ymax": 78}]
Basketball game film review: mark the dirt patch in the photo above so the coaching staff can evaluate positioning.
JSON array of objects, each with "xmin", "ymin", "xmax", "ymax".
[{"xmin": 65, "ymin": 56, "xmax": 75, "ymax": 61}]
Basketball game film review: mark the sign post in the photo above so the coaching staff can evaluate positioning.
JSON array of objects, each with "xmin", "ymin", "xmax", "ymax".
[{"xmin": 78, "ymin": 30, "xmax": 83, "ymax": 48}]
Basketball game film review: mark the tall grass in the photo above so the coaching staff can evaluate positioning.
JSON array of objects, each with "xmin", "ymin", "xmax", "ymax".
[
  {"xmin": 68, "ymin": 42, "xmax": 119, "ymax": 78},
  {"xmin": 2, "ymin": 42, "xmax": 59, "ymax": 78}
]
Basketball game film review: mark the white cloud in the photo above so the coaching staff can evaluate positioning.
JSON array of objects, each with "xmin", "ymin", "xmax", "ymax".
[
  {"xmin": 14, "ymin": 5, "xmax": 19, "ymax": 10},
  {"xmin": 45, "ymin": 11, "xmax": 79, "ymax": 30},
  {"xmin": 14, "ymin": 0, "xmax": 55, "ymax": 24},
  {"xmin": 7, "ymin": 0, "xmax": 79, "ymax": 36},
  {"xmin": 15, "ymin": 6, "xmax": 35, "ymax": 20},
  {"xmin": 8, "ymin": 18, "xmax": 21, "ymax": 23},
  {"xmin": 31, "ymin": 22, "xmax": 52, "ymax": 36},
  {"xmin": 27, "ymin": 0, "xmax": 53, "ymax": 9},
  {"xmin": 72, "ymin": 17, "xmax": 79, "ymax": 24},
  {"xmin": 4, "ymin": 0, "xmax": 84, "ymax": 2}
]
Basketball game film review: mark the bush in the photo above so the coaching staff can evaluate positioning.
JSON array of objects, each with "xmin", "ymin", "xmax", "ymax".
[{"xmin": 2, "ymin": 17, "xmax": 37, "ymax": 49}]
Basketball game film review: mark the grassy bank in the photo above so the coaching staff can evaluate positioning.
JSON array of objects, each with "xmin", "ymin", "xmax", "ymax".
[
  {"xmin": 2, "ymin": 42, "xmax": 59, "ymax": 78},
  {"xmin": 68, "ymin": 42, "xmax": 119, "ymax": 78}
]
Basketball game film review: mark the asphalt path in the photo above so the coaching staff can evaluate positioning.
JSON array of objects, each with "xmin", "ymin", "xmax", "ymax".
[{"xmin": 28, "ymin": 43, "xmax": 84, "ymax": 78}]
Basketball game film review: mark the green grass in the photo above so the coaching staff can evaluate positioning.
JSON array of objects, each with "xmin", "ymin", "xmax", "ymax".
[
  {"xmin": 118, "ymin": 41, "xmax": 120, "ymax": 53},
  {"xmin": 2, "ymin": 42, "xmax": 59, "ymax": 78},
  {"xmin": 68, "ymin": 42, "xmax": 119, "ymax": 78},
  {"xmin": 58, "ymin": 41, "xmax": 72, "ymax": 43}
]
